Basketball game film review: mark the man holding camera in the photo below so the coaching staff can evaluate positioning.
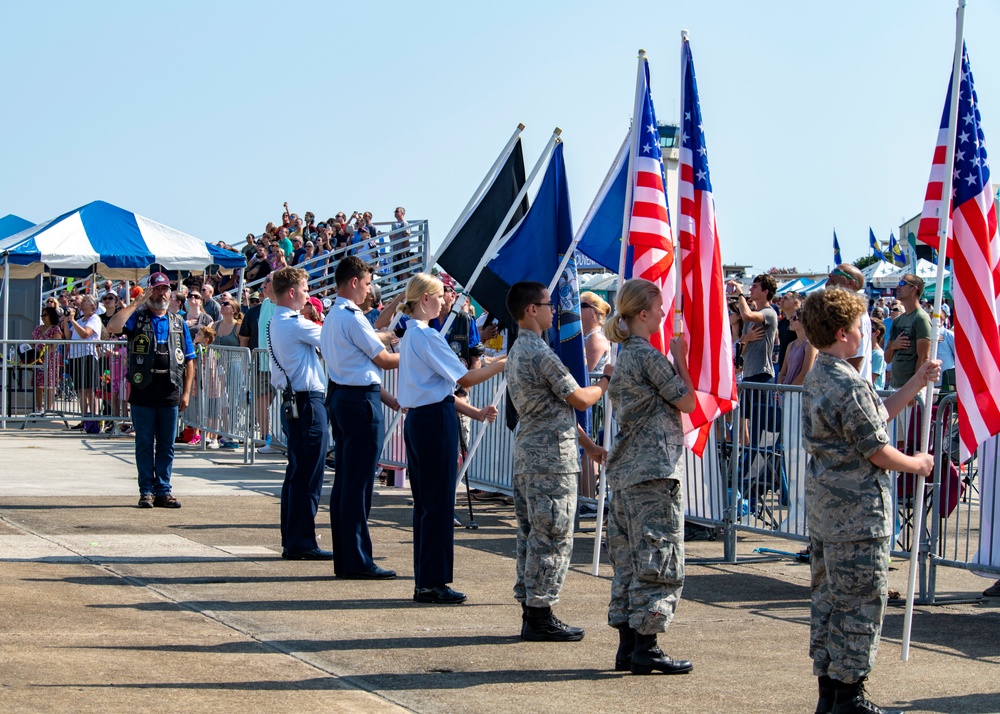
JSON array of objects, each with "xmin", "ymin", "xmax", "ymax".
[{"xmin": 268, "ymin": 267, "xmax": 332, "ymax": 560}]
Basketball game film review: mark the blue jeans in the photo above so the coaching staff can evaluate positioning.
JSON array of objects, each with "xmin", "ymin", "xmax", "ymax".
[{"xmin": 131, "ymin": 404, "xmax": 179, "ymax": 496}]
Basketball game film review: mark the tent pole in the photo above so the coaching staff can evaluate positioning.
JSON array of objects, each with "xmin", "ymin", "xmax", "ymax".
[
  {"xmin": 2, "ymin": 259, "xmax": 9, "ymax": 428},
  {"xmin": 237, "ymin": 268, "xmax": 246, "ymax": 306}
]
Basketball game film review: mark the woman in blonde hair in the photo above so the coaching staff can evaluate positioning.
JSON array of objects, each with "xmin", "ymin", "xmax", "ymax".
[
  {"xmin": 602, "ymin": 278, "xmax": 697, "ymax": 676},
  {"xmin": 580, "ymin": 290, "xmax": 611, "ymax": 371},
  {"xmin": 396, "ymin": 273, "xmax": 507, "ymax": 605}
]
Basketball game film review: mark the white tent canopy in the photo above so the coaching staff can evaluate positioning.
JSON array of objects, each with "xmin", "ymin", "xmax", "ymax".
[{"xmin": 0, "ymin": 200, "xmax": 245, "ymax": 280}]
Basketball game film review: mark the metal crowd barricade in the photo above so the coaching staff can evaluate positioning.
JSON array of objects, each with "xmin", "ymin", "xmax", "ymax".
[
  {"xmin": 248, "ymin": 348, "xmax": 280, "ymax": 463},
  {"xmin": 1, "ymin": 338, "xmax": 130, "ymax": 432},
  {"xmin": 181, "ymin": 345, "xmax": 253, "ymax": 462},
  {"xmin": 926, "ymin": 393, "xmax": 1000, "ymax": 599},
  {"xmin": 726, "ymin": 382, "xmax": 809, "ymax": 549}
]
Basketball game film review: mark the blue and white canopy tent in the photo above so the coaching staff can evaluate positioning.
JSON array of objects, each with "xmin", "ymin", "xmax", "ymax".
[
  {"xmin": 775, "ymin": 277, "xmax": 816, "ymax": 295},
  {"xmin": 0, "ymin": 214, "xmax": 35, "ymax": 240},
  {"xmin": 0, "ymin": 200, "xmax": 244, "ymax": 279},
  {"xmin": 0, "ymin": 201, "xmax": 245, "ymax": 424}
]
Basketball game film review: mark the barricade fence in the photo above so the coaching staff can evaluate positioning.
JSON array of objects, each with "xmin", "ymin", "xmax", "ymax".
[
  {"xmin": 4, "ymin": 337, "xmax": 998, "ymax": 601},
  {"xmin": 2, "ymin": 339, "xmax": 130, "ymax": 433}
]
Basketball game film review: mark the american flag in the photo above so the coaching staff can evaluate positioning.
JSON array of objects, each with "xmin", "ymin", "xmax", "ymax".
[
  {"xmin": 917, "ymin": 43, "xmax": 1000, "ymax": 461},
  {"xmin": 675, "ymin": 36, "xmax": 738, "ymax": 456},
  {"xmin": 625, "ymin": 59, "xmax": 674, "ymax": 354}
]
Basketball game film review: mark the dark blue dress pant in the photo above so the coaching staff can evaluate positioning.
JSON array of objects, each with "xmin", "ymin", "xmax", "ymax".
[
  {"xmin": 404, "ymin": 397, "xmax": 459, "ymax": 589},
  {"xmin": 280, "ymin": 392, "xmax": 329, "ymax": 553},
  {"xmin": 328, "ymin": 384, "xmax": 383, "ymax": 575}
]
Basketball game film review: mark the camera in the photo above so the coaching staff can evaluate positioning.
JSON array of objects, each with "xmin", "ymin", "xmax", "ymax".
[{"xmin": 282, "ymin": 387, "xmax": 299, "ymax": 421}]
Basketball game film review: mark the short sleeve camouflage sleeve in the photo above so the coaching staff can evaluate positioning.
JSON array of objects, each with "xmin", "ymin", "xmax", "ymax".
[{"xmin": 506, "ymin": 331, "xmax": 582, "ymax": 475}]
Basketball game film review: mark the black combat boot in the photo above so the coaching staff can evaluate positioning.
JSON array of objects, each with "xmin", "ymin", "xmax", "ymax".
[
  {"xmin": 614, "ymin": 625, "xmax": 636, "ymax": 671},
  {"xmin": 630, "ymin": 633, "xmax": 693, "ymax": 675},
  {"xmin": 815, "ymin": 675, "xmax": 835, "ymax": 714},
  {"xmin": 520, "ymin": 606, "xmax": 585, "ymax": 642},
  {"xmin": 831, "ymin": 678, "xmax": 902, "ymax": 714}
]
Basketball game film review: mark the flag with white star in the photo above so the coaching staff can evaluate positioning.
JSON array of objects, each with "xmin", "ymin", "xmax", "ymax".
[
  {"xmin": 625, "ymin": 58, "xmax": 675, "ymax": 353},
  {"xmin": 676, "ymin": 35, "xmax": 737, "ymax": 457},
  {"xmin": 917, "ymin": 42, "xmax": 1000, "ymax": 463}
]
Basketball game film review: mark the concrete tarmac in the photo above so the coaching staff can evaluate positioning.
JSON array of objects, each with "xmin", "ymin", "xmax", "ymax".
[{"xmin": 1, "ymin": 428, "xmax": 998, "ymax": 713}]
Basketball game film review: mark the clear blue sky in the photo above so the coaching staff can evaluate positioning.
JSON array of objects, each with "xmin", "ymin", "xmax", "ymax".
[{"xmin": 2, "ymin": 0, "xmax": 998, "ymax": 275}]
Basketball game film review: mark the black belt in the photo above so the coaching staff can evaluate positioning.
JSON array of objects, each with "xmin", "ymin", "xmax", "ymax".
[
  {"xmin": 295, "ymin": 391, "xmax": 324, "ymax": 398},
  {"xmin": 330, "ymin": 382, "xmax": 380, "ymax": 393},
  {"xmin": 410, "ymin": 396, "xmax": 455, "ymax": 410}
]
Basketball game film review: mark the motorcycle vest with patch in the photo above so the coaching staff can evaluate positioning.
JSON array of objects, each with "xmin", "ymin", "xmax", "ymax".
[{"xmin": 127, "ymin": 308, "xmax": 185, "ymax": 391}]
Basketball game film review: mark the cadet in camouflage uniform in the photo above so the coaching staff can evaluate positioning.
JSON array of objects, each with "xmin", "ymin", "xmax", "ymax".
[
  {"xmin": 504, "ymin": 281, "xmax": 611, "ymax": 642},
  {"xmin": 603, "ymin": 279, "xmax": 696, "ymax": 675},
  {"xmin": 800, "ymin": 288, "xmax": 938, "ymax": 714}
]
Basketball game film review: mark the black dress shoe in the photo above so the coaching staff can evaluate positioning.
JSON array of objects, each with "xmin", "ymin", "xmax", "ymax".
[
  {"xmin": 337, "ymin": 565, "xmax": 396, "ymax": 580},
  {"xmin": 282, "ymin": 548, "xmax": 334, "ymax": 561},
  {"xmin": 414, "ymin": 586, "xmax": 467, "ymax": 604}
]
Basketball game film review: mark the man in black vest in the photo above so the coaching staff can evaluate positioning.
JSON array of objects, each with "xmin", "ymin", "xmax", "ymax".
[{"xmin": 108, "ymin": 272, "xmax": 196, "ymax": 509}]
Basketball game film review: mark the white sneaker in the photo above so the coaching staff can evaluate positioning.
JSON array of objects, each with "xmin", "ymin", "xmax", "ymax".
[
  {"xmin": 258, "ymin": 444, "xmax": 280, "ymax": 454},
  {"xmin": 206, "ymin": 439, "xmax": 220, "ymax": 450}
]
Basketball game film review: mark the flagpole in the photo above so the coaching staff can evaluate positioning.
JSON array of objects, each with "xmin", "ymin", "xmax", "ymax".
[
  {"xmin": 673, "ymin": 32, "xmax": 689, "ymax": 339},
  {"xmin": 901, "ymin": 0, "xmax": 966, "ymax": 662},
  {"xmin": 431, "ymin": 123, "xmax": 526, "ymax": 270},
  {"xmin": 381, "ymin": 128, "xmax": 559, "ymax": 445},
  {"xmin": 455, "ymin": 236, "xmax": 584, "ymax": 487},
  {"xmin": 591, "ymin": 49, "xmax": 647, "ymax": 576},
  {"xmin": 439, "ymin": 129, "xmax": 562, "ymax": 338},
  {"xmin": 382, "ymin": 124, "xmax": 526, "ymax": 335},
  {"xmin": 1, "ymin": 258, "xmax": 9, "ymax": 429}
]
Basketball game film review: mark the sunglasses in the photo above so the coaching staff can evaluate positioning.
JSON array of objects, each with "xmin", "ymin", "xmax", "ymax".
[
  {"xmin": 897, "ymin": 279, "xmax": 918, "ymax": 289},
  {"xmin": 189, "ymin": 294, "xmax": 202, "ymax": 300},
  {"xmin": 533, "ymin": 301, "xmax": 557, "ymax": 311},
  {"xmin": 580, "ymin": 302, "xmax": 595, "ymax": 311},
  {"xmin": 791, "ymin": 314, "xmax": 801, "ymax": 321},
  {"xmin": 101, "ymin": 296, "xmax": 116, "ymax": 302}
]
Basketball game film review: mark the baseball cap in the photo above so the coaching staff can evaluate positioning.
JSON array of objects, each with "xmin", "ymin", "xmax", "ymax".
[
  {"xmin": 359, "ymin": 225, "xmax": 370, "ymax": 235},
  {"xmin": 439, "ymin": 272, "xmax": 456, "ymax": 289},
  {"xmin": 307, "ymin": 296, "xmax": 324, "ymax": 315},
  {"xmin": 148, "ymin": 272, "xmax": 170, "ymax": 287}
]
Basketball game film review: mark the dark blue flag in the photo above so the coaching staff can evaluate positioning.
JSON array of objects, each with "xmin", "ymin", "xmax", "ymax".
[
  {"xmin": 488, "ymin": 142, "xmax": 590, "ymax": 430},
  {"xmin": 575, "ymin": 135, "xmax": 632, "ymax": 276},
  {"xmin": 870, "ymin": 228, "xmax": 886, "ymax": 261},
  {"xmin": 833, "ymin": 230, "xmax": 842, "ymax": 265}
]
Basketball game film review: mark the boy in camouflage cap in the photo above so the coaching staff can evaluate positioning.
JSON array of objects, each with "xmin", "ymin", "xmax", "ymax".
[
  {"xmin": 800, "ymin": 288, "xmax": 939, "ymax": 714},
  {"xmin": 504, "ymin": 281, "xmax": 612, "ymax": 642}
]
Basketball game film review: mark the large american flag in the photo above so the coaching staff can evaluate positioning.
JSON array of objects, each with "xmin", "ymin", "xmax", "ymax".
[
  {"xmin": 675, "ymin": 36, "xmax": 738, "ymax": 456},
  {"xmin": 625, "ymin": 59, "xmax": 675, "ymax": 354},
  {"xmin": 917, "ymin": 43, "xmax": 1000, "ymax": 462}
]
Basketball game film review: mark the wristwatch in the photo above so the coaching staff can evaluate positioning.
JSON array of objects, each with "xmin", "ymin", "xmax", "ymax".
[{"xmin": 599, "ymin": 374, "xmax": 611, "ymax": 383}]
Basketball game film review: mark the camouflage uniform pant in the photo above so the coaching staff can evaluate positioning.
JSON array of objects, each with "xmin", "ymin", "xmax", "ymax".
[
  {"xmin": 809, "ymin": 535, "xmax": 889, "ymax": 683},
  {"xmin": 607, "ymin": 478, "xmax": 685, "ymax": 635},
  {"xmin": 512, "ymin": 471, "xmax": 578, "ymax": 608}
]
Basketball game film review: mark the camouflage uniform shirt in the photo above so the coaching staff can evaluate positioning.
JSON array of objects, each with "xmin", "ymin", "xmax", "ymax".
[
  {"xmin": 506, "ymin": 330, "xmax": 581, "ymax": 475},
  {"xmin": 802, "ymin": 352, "xmax": 892, "ymax": 542},
  {"xmin": 606, "ymin": 336, "xmax": 689, "ymax": 490}
]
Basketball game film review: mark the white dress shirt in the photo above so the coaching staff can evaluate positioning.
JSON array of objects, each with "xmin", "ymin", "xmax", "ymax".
[
  {"xmin": 398, "ymin": 319, "xmax": 467, "ymax": 409},
  {"xmin": 320, "ymin": 296, "xmax": 386, "ymax": 386},
  {"xmin": 267, "ymin": 306, "xmax": 326, "ymax": 392}
]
